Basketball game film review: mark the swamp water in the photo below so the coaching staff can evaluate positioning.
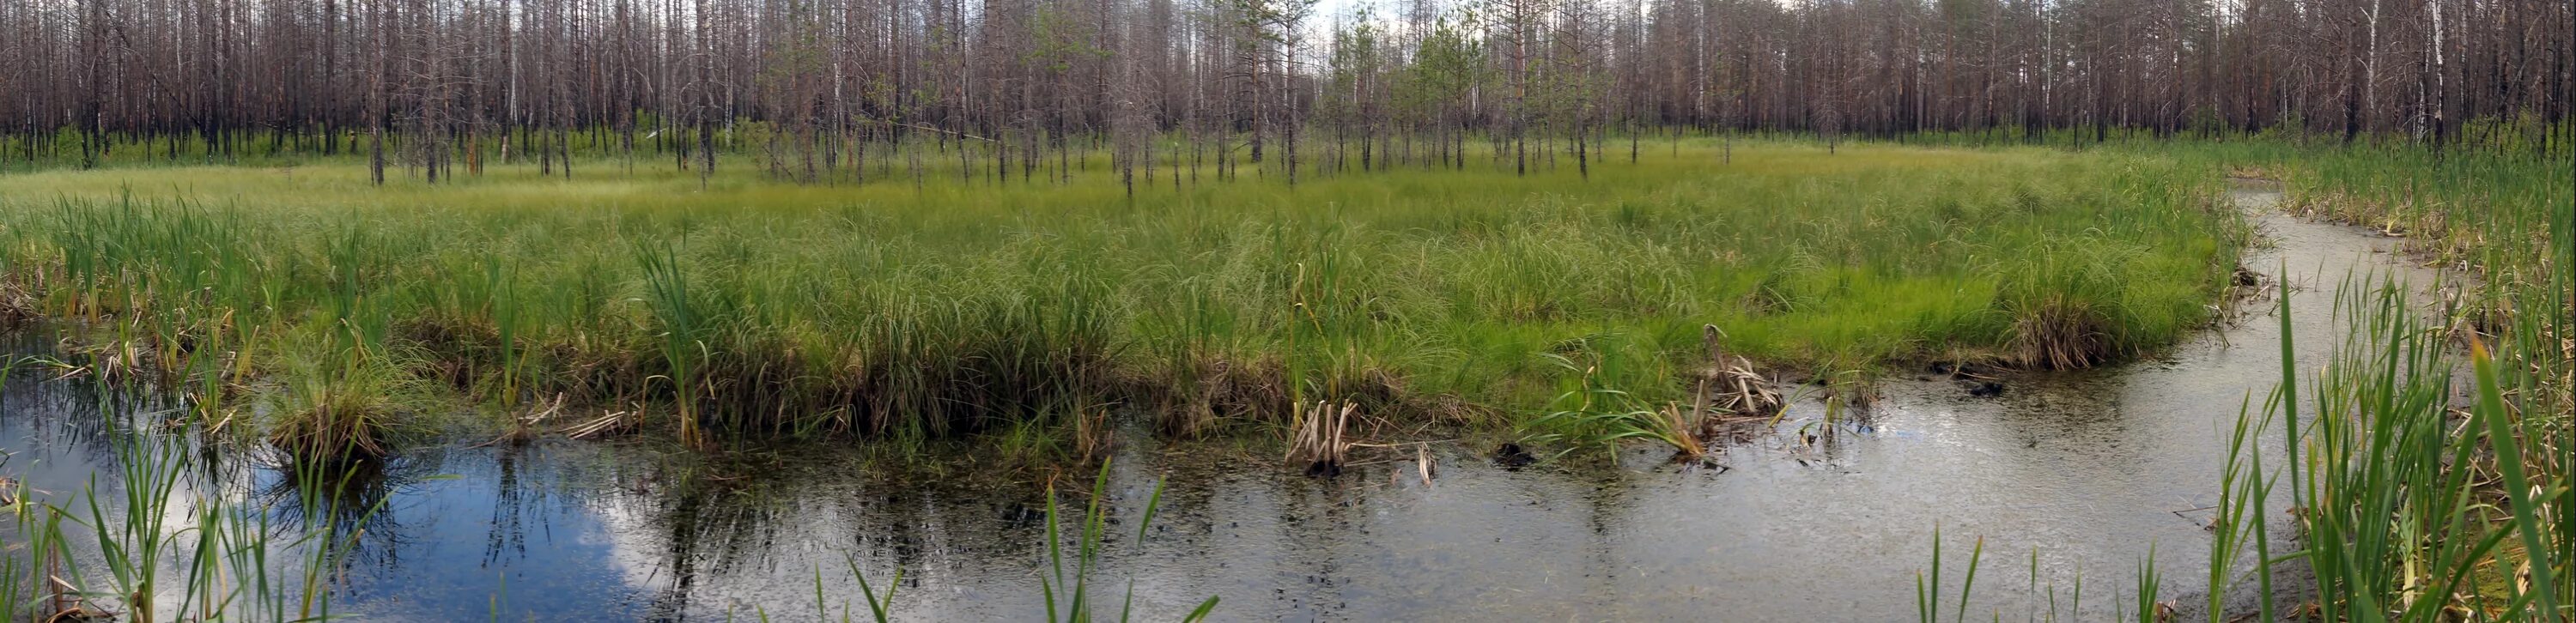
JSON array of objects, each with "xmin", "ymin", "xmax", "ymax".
[{"xmin": 0, "ymin": 185, "xmax": 2455, "ymax": 621}]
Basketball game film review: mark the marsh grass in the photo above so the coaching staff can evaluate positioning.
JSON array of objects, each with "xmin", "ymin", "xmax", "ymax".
[
  {"xmin": 2262, "ymin": 278, "xmax": 2566, "ymax": 620},
  {"xmin": 2176, "ymin": 273, "xmax": 2567, "ymax": 621},
  {"xmin": 2192, "ymin": 140, "xmax": 2568, "ymax": 620},
  {"xmin": 1525, "ymin": 350, "xmax": 1711, "ymax": 460},
  {"xmin": 803, "ymin": 457, "xmax": 1222, "ymax": 622},
  {"xmin": 1918, "ymin": 275, "xmax": 2569, "ymax": 621},
  {"xmin": 0, "ymin": 432, "xmax": 379, "ymax": 622},
  {"xmin": 1285, "ymin": 400, "xmax": 1358, "ymax": 475},
  {"xmin": 0, "ymin": 140, "xmax": 2245, "ymax": 453},
  {"xmin": 1916, "ymin": 524, "xmax": 1987, "ymax": 623},
  {"xmin": 1917, "ymin": 138, "xmax": 2565, "ymax": 620},
  {"xmin": 2178, "ymin": 140, "xmax": 2569, "ymax": 420},
  {"xmin": 1037, "ymin": 460, "xmax": 1221, "ymax": 623}
]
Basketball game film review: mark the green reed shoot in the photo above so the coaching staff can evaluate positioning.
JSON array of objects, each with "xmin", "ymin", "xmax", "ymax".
[
  {"xmin": 1916, "ymin": 524, "xmax": 1988, "ymax": 623},
  {"xmin": 1041, "ymin": 459, "xmax": 1219, "ymax": 623},
  {"xmin": 4, "ymin": 425, "xmax": 381, "ymax": 622}
]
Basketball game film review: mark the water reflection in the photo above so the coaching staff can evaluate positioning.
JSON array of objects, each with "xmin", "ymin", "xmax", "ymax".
[{"xmin": 0, "ymin": 189, "xmax": 2452, "ymax": 621}]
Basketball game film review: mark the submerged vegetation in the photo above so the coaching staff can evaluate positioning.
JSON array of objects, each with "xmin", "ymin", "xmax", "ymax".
[{"xmin": 0, "ymin": 139, "xmax": 2245, "ymax": 453}]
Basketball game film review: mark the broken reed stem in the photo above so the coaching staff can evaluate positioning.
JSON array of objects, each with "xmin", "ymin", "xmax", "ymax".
[
  {"xmin": 1703, "ymin": 324, "xmax": 1783, "ymax": 418},
  {"xmin": 1287, "ymin": 400, "xmax": 1356, "ymax": 475}
]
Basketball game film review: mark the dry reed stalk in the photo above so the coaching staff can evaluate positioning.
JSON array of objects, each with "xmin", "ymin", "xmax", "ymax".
[
  {"xmin": 0, "ymin": 278, "xmax": 34, "ymax": 329},
  {"xmin": 564, "ymin": 406, "xmax": 639, "ymax": 439},
  {"xmin": 1286, "ymin": 400, "xmax": 1356, "ymax": 476},
  {"xmin": 478, "ymin": 393, "xmax": 566, "ymax": 447},
  {"xmin": 1075, "ymin": 408, "xmax": 1111, "ymax": 461},
  {"xmin": 46, "ymin": 575, "xmax": 111, "ymax": 622},
  {"xmin": 1660, "ymin": 402, "xmax": 1707, "ymax": 459},
  {"xmin": 1702, "ymin": 324, "xmax": 1783, "ymax": 418},
  {"xmin": 2008, "ymin": 295, "xmax": 2111, "ymax": 370}
]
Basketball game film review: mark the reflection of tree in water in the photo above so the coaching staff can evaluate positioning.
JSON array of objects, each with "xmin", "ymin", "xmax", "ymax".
[
  {"xmin": 627, "ymin": 452, "xmax": 799, "ymax": 619},
  {"xmin": 483, "ymin": 445, "xmax": 538, "ymax": 567},
  {"xmin": 1126, "ymin": 455, "xmax": 1224, "ymax": 560},
  {"xmin": 839, "ymin": 486, "xmax": 934, "ymax": 594},
  {"xmin": 1278, "ymin": 466, "xmax": 1367, "ymax": 619},
  {"xmin": 476, "ymin": 443, "xmax": 634, "ymax": 571},
  {"xmin": 824, "ymin": 468, "xmax": 1087, "ymax": 611},
  {"xmin": 246, "ymin": 449, "xmax": 443, "ymax": 568},
  {"xmin": 0, "ymin": 374, "xmax": 177, "ymax": 476},
  {"xmin": 616, "ymin": 451, "xmax": 1089, "ymax": 620},
  {"xmin": 1578, "ymin": 464, "xmax": 1635, "ymax": 608}
]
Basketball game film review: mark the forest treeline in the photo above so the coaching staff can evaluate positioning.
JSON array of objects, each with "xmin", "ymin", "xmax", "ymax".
[{"xmin": 1, "ymin": 0, "xmax": 2567, "ymax": 184}]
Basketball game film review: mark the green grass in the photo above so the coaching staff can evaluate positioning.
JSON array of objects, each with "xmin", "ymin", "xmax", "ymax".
[
  {"xmin": 2281, "ymin": 279, "xmax": 2567, "ymax": 620},
  {"xmin": 0, "ymin": 138, "xmax": 2246, "ymax": 451},
  {"xmin": 2195, "ymin": 139, "xmax": 2569, "ymax": 620},
  {"xmin": 9, "ymin": 130, "xmax": 2567, "ymax": 619},
  {"xmin": 1911, "ymin": 136, "xmax": 2570, "ymax": 621},
  {"xmin": 0, "ymin": 423, "xmax": 372, "ymax": 622},
  {"xmin": 1917, "ymin": 278, "xmax": 2570, "ymax": 621},
  {"xmin": 2190, "ymin": 140, "xmax": 2571, "ymax": 420},
  {"xmin": 810, "ymin": 458, "xmax": 1218, "ymax": 623}
]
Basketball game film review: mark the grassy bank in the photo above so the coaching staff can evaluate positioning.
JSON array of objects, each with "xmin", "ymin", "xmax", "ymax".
[
  {"xmin": 2070, "ymin": 137, "xmax": 2567, "ymax": 620},
  {"xmin": 0, "ymin": 139, "xmax": 2244, "ymax": 454},
  {"xmin": 1913, "ymin": 139, "xmax": 2571, "ymax": 620},
  {"xmin": 2223, "ymin": 143, "xmax": 2570, "ymax": 620},
  {"xmin": 2208, "ymin": 141, "xmax": 2571, "ymax": 418}
]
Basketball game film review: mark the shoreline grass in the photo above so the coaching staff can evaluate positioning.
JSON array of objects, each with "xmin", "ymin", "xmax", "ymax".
[
  {"xmin": 1918, "ymin": 275, "xmax": 2571, "ymax": 621},
  {"xmin": 1909, "ymin": 137, "xmax": 2570, "ymax": 620},
  {"xmin": 3, "ymin": 131, "xmax": 2564, "ymax": 619},
  {"xmin": 0, "ymin": 139, "xmax": 2247, "ymax": 453}
]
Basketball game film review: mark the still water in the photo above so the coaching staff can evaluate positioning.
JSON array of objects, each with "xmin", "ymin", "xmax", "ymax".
[{"xmin": 0, "ymin": 187, "xmax": 2451, "ymax": 621}]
